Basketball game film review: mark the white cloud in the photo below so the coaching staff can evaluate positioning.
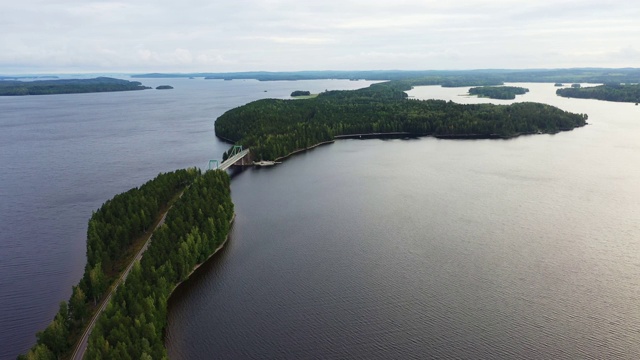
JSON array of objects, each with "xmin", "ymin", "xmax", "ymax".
[
  {"xmin": 244, "ymin": 36, "xmax": 335, "ymax": 45},
  {"xmin": 1, "ymin": 0, "xmax": 639, "ymax": 73}
]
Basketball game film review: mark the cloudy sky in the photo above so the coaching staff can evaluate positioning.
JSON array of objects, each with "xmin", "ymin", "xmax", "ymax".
[{"xmin": 2, "ymin": 0, "xmax": 638, "ymax": 73}]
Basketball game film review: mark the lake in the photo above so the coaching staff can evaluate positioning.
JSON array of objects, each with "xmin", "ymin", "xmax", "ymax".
[
  {"xmin": 166, "ymin": 83, "xmax": 640, "ymax": 359},
  {"xmin": 1, "ymin": 80, "xmax": 639, "ymax": 359},
  {"xmin": 0, "ymin": 78, "xmax": 378, "ymax": 359}
]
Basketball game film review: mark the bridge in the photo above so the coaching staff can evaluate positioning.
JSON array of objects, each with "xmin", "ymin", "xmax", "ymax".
[{"xmin": 209, "ymin": 145, "xmax": 251, "ymax": 171}]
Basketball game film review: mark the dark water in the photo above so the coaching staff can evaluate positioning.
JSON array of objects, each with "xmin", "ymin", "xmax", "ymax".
[
  {"xmin": 166, "ymin": 84, "xmax": 640, "ymax": 359},
  {"xmin": 0, "ymin": 78, "xmax": 377, "ymax": 359}
]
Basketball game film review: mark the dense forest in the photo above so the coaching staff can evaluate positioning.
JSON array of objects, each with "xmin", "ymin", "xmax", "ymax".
[
  {"xmin": 0, "ymin": 77, "xmax": 150, "ymax": 96},
  {"xmin": 556, "ymin": 84, "xmax": 640, "ymax": 103},
  {"xmin": 215, "ymin": 81, "xmax": 588, "ymax": 161},
  {"xmin": 86, "ymin": 170, "xmax": 234, "ymax": 359},
  {"xmin": 468, "ymin": 86, "xmax": 529, "ymax": 99},
  {"xmin": 19, "ymin": 170, "xmax": 197, "ymax": 360}
]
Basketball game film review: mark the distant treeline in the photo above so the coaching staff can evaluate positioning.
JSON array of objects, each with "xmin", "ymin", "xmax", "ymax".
[
  {"xmin": 0, "ymin": 76, "xmax": 59, "ymax": 81},
  {"xmin": 468, "ymin": 86, "xmax": 529, "ymax": 99},
  {"xmin": 19, "ymin": 169, "xmax": 197, "ymax": 359},
  {"xmin": 0, "ymin": 77, "xmax": 150, "ymax": 96},
  {"xmin": 133, "ymin": 68, "xmax": 640, "ymax": 84},
  {"xmin": 86, "ymin": 170, "xmax": 234, "ymax": 359},
  {"xmin": 215, "ymin": 81, "xmax": 588, "ymax": 161},
  {"xmin": 556, "ymin": 84, "xmax": 640, "ymax": 103}
]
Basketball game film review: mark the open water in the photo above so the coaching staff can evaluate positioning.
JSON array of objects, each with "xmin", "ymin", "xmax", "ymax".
[
  {"xmin": 1, "ymin": 80, "xmax": 639, "ymax": 359},
  {"xmin": 166, "ymin": 83, "xmax": 640, "ymax": 359},
  {"xmin": 0, "ymin": 78, "xmax": 377, "ymax": 359}
]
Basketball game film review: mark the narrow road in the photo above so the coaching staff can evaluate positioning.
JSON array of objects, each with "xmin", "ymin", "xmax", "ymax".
[{"xmin": 70, "ymin": 210, "xmax": 172, "ymax": 360}]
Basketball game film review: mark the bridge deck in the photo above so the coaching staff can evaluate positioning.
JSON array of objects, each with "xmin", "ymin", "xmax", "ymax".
[{"xmin": 219, "ymin": 148, "xmax": 250, "ymax": 170}]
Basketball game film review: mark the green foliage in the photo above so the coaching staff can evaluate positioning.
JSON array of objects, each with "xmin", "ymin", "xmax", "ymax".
[
  {"xmin": 18, "ymin": 301, "xmax": 72, "ymax": 359},
  {"xmin": 20, "ymin": 344, "xmax": 56, "ymax": 360},
  {"xmin": 291, "ymin": 90, "xmax": 311, "ymax": 97},
  {"xmin": 88, "ymin": 263, "xmax": 106, "ymax": 306},
  {"xmin": 35, "ymin": 312, "xmax": 68, "ymax": 358},
  {"xmin": 155, "ymin": 85, "xmax": 174, "ymax": 90},
  {"xmin": 20, "ymin": 170, "xmax": 197, "ymax": 359},
  {"xmin": 0, "ymin": 77, "xmax": 150, "ymax": 96},
  {"xmin": 69, "ymin": 286, "xmax": 87, "ymax": 324},
  {"xmin": 468, "ymin": 86, "xmax": 529, "ymax": 100},
  {"xmin": 215, "ymin": 81, "xmax": 588, "ymax": 161},
  {"xmin": 556, "ymin": 83, "xmax": 640, "ymax": 103},
  {"xmin": 83, "ymin": 169, "xmax": 197, "ymax": 279},
  {"xmin": 86, "ymin": 170, "xmax": 234, "ymax": 359}
]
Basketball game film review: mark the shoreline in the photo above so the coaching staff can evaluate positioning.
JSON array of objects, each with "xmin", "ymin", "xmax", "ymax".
[
  {"xmin": 334, "ymin": 132, "xmax": 415, "ymax": 139},
  {"xmin": 215, "ymin": 134, "xmax": 236, "ymax": 144},
  {"xmin": 263, "ymin": 126, "xmax": 586, "ymax": 164},
  {"xmin": 273, "ymin": 140, "xmax": 335, "ymax": 162},
  {"xmin": 169, "ymin": 213, "xmax": 236, "ymax": 294}
]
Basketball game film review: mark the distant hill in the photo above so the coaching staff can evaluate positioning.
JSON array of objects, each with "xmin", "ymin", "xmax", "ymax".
[
  {"xmin": 133, "ymin": 68, "xmax": 640, "ymax": 85},
  {"xmin": 0, "ymin": 77, "xmax": 150, "ymax": 96},
  {"xmin": 0, "ymin": 75, "xmax": 59, "ymax": 81},
  {"xmin": 557, "ymin": 84, "xmax": 640, "ymax": 103}
]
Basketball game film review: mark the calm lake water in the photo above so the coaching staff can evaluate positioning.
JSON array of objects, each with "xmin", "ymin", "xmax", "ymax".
[
  {"xmin": 166, "ymin": 84, "xmax": 640, "ymax": 359},
  {"xmin": 0, "ymin": 78, "xmax": 378, "ymax": 359},
  {"xmin": 1, "ymin": 80, "xmax": 639, "ymax": 359}
]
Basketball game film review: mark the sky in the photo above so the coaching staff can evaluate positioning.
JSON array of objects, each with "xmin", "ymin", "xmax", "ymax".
[{"xmin": 1, "ymin": 0, "xmax": 639, "ymax": 74}]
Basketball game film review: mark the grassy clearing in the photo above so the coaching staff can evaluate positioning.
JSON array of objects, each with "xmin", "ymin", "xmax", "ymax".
[{"xmin": 291, "ymin": 93, "xmax": 319, "ymax": 99}]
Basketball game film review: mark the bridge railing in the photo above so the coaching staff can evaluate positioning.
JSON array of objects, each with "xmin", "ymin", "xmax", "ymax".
[{"xmin": 218, "ymin": 148, "xmax": 250, "ymax": 170}]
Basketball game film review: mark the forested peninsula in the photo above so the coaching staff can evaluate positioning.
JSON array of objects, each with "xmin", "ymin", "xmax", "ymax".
[
  {"xmin": 0, "ymin": 77, "xmax": 149, "ymax": 96},
  {"xmin": 215, "ymin": 81, "xmax": 588, "ymax": 161},
  {"xmin": 86, "ymin": 170, "xmax": 233, "ymax": 359},
  {"xmin": 468, "ymin": 86, "xmax": 529, "ymax": 99},
  {"xmin": 556, "ymin": 84, "xmax": 640, "ymax": 103},
  {"xmin": 19, "ymin": 169, "xmax": 234, "ymax": 360}
]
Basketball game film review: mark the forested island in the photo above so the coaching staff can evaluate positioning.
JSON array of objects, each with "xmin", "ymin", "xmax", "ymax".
[
  {"xmin": 215, "ymin": 81, "xmax": 588, "ymax": 161},
  {"xmin": 556, "ymin": 84, "xmax": 640, "ymax": 103},
  {"xmin": 0, "ymin": 77, "xmax": 150, "ymax": 96},
  {"xmin": 468, "ymin": 86, "xmax": 529, "ymax": 99},
  {"xmin": 156, "ymin": 85, "xmax": 173, "ymax": 90},
  {"xmin": 291, "ymin": 90, "xmax": 311, "ymax": 97},
  {"xmin": 19, "ymin": 169, "xmax": 234, "ymax": 360}
]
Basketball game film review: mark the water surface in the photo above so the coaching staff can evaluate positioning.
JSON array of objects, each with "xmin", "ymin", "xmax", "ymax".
[
  {"xmin": 0, "ymin": 78, "xmax": 376, "ymax": 359},
  {"xmin": 166, "ymin": 84, "xmax": 640, "ymax": 359}
]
